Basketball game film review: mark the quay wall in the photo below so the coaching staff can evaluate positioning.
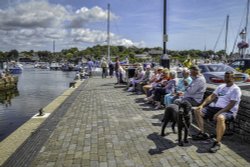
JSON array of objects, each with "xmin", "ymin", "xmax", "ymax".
[{"xmin": 198, "ymin": 84, "xmax": 250, "ymax": 143}]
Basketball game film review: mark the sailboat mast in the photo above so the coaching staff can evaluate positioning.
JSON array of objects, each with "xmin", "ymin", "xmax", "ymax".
[
  {"xmin": 225, "ymin": 15, "xmax": 229, "ymax": 54},
  {"xmin": 245, "ymin": 0, "xmax": 249, "ymax": 40},
  {"xmin": 107, "ymin": 3, "xmax": 111, "ymax": 62}
]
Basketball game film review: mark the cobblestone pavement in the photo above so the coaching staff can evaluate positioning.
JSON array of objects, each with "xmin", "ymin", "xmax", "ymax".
[{"xmin": 3, "ymin": 77, "xmax": 250, "ymax": 167}]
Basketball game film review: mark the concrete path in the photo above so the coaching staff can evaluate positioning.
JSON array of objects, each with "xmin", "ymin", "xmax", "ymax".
[{"xmin": 2, "ymin": 77, "xmax": 250, "ymax": 167}]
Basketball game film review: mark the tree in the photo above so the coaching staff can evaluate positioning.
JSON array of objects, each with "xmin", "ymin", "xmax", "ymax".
[{"xmin": 8, "ymin": 49, "xmax": 19, "ymax": 61}]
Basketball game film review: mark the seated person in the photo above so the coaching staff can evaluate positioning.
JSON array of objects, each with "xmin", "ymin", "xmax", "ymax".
[
  {"xmin": 164, "ymin": 68, "xmax": 192, "ymax": 106},
  {"xmin": 193, "ymin": 71, "xmax": 242, "ymax": 153},
  {"xmin": 136, "ymin": 65, "xmax": 152, "ymax": 94},
  {"xmin": 153, "ymin": 70, "xmax": 178, "ymax": 109},
  {"xmin": 127, "ymin": 66, "xmax": 145, "ymax": 92},
  {"xmin": 145, "ymin": 68, "xmax": 170, "ymax": 102},
  {"xmin": 174, "ymin": 65, "xmax": 206, "ymax": 107},
  {"xmin": 143, "ymin": 66, "xmax": 163, "ymax": 96}
]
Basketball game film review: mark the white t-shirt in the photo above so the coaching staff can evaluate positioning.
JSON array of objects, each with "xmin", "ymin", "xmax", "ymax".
[{"xmin": 213, "ymin": 84, "xmax": 242, "ymax": 115}]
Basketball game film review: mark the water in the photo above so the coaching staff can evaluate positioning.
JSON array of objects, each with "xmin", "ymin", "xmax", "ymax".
[{"xmin": 0, "ymin": 66, "xmax": 76, "ymax": 141}]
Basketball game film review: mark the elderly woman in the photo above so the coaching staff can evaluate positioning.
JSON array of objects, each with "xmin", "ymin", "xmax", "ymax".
[
  {"xmin": 153, "ymin": 70, "xmax": 178, "ymax": 109},
  {"xmin": 145, "ymin": 68, "xmax": 170, "ymax": 103},
  {"xmin": 127, "ymin": 66, "xmax": 145, "ymax": 92},
  {"xmin": 164, "ymin": 68, "xmax": 192, "ymax": 106},
  {"xmin": 143, "ymin": 66, "xmax": 163, "ymax": 96}
]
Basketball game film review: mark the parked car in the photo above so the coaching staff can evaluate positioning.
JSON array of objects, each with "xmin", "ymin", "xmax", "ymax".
[
  {"xmin": 229, "ymin": 59, "xmax": 250, "ymax": 75},
  {"xmin": 198, "ymin": 64, "xmax": 250, "ymax": 84}
]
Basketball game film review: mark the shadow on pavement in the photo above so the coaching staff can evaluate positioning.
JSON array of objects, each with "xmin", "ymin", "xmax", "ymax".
[{"xmin": 147, "ymin": 132, "xmax": 177, "ymax": 155}]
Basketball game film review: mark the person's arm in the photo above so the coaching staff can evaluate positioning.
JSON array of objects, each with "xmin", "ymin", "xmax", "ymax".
[
  {"xmin": 200, "ymin": 93, "xmax": 217, "ymax": 108},
  {"xmin": 213, "ymin": 100, "xmax": 237, "ymax": 120},
  {"xmin": 194, "ymin": 93, "xmax": 217, "ymax": 112}
]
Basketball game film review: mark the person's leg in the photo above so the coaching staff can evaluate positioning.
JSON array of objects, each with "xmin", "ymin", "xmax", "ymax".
[
  {"xmin": 215, "ymin": 115, "xmax": 226, "ymax": 143},
  {"xmin": 164, "ymin": 94, "xmax": 173, "ymax": 106},
  {"xmin": 194, "ymin": 107, "xmax": 205, "ymax": 133},
  {"xmin": 192, "ymin": 107, "xmax": 219, "ymax": 140},
  {"xmin": 102, "ymin": 68, "xmax": 105, "ymax": 78}
]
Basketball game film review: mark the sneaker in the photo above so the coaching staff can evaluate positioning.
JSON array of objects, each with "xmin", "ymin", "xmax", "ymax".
[
  {"xmin": 192, "ymin": 132, "xmax": 209, "ymax": 140},
  {"xmin": 127, "ymin": 87, "xmax": 134, "ymax": 92},
  {"xmin": 209, "ymin": 142, "xmax": 221, "ymax": 153}
]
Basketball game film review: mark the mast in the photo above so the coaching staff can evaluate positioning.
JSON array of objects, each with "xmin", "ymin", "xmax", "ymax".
[
  {"xmin": 245, "ymin": 0, "xmax": 249, "ymax": 41},
  {"xmin": 107, "ymin": 3, "xmax": 110, "ymax": 62},
  {"xmin": 225, "ymin": 15, "xmax": 229, "ymax": 54},
  {"xmin": 243, "ymin": 0, "xmax": 250, "ymax": 58}
]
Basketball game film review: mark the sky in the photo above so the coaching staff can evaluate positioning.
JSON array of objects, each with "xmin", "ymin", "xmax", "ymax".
[{"xmin": 0, "ymin": 0, "xmax": 249, "ymax": 54}]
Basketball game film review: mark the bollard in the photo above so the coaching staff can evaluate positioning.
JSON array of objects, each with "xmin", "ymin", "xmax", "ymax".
[
  {"xmin": 37, "ymin": 108, "xmax": 44, "ymax": 116},
  {"xmin": 69, "ymin": 81, "xmax": 76, "ymax": 88}
]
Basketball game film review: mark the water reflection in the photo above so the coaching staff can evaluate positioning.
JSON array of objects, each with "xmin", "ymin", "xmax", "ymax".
[
  {"xmin": 0, "ymin": 68, "xmax": 75, "ymax": 141},
  {"xmin": 0, "ymin": 89, "xmax": 19, "ymax": 107}
]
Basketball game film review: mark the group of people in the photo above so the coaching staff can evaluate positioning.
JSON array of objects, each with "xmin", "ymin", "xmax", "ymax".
[
  {"xmin": 86, "ymin": 57, "xmax": 116, "ymax": 79},
  {"xmin": 125, "ymin": 64, "xmax": 242, "ymax": 153}
]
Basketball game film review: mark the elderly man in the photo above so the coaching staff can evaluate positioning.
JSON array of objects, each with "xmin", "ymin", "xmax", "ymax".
[
  {"xmin": 175, "ymin": 65, "xmax": 207, "ymax": 107},
  {"xmin": 193, "ymin": 71, "xmax": 242, "ymax": 153}
]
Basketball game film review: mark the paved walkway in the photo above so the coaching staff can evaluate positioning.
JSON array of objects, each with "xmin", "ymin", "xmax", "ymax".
[{"xmin": 3, "ymin": 77, "xmax": 250, "ymax": 167}]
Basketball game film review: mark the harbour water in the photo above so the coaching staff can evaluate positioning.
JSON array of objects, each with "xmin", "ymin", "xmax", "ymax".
[{"xmin": 0, "ymin": 66, "xmax": 76, "ymax": 141}]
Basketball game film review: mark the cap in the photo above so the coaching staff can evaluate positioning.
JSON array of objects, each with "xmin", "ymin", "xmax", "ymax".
[
  {"xmin": 146, "ymin": 64, "xmax": 151, "ymax": 69},
  {"xmin": 189, "ymin": 65, "xmax": 200, "ymax": 71}
]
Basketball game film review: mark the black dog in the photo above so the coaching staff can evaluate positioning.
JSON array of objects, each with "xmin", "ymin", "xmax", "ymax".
[
  {"xmin": 160, "ymin": 104, "xmax": 178, "ymax": 136},
  {"xmin": 177, "ymin": 100, "xmax": 192, "ymax": 146},
  {"xmin": 161, "ymin": 101, "xmax": 192, "ymax": 146}
]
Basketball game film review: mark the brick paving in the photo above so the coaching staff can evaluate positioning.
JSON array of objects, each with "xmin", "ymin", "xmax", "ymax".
[{"xmin": 3, "ymin": 77, "xmax": 250, "ymax": 167}]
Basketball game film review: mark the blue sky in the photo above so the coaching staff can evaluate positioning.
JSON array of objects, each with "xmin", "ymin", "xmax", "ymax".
[{"xmin": 0, "ymin": 0, "xmax": 249, "ymax": 54}]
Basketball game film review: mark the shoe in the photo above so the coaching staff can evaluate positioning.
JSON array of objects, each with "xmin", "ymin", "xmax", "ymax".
[
  {"xmin": 192, "ymin": 132, "xmax": 209, "ymax": 140},
  {"xmin": 127, "ymin": 87, "xmax": 135, "ymax": 92},
  {"xmin": 154, "ymin": 102, "xmax": 162, "ymax": 109},
  {"xmin": 209, "ymin": 142, "xmax": 221, "ymax": 153},
  {"xmin": 136, "ymin": 91, "xmax": 143, "ymax": 95}
]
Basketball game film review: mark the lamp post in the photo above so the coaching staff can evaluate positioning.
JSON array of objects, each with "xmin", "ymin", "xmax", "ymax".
[{"xmin": 161, "ymin": 0, "xmax": 170, "ymax": 69}]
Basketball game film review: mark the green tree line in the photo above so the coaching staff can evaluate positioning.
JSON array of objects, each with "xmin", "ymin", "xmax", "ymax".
[{"xmin": 0, "ymin": 45, "xmax": 227, "ymax": 63}]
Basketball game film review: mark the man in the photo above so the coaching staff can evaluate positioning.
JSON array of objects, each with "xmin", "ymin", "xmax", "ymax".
[
  {"xmin": 176, "ymin": 65, "xmax": 206, "ymax": 106},
  {"xmin": 101, "ymin": 58, "xmax": 108, "ymax": 78},
  {"xmin": 193, "ymin": 71, "xmax": 242, "ymax": 153},
  {"xmin": 87, "ymin": 58, "xmax": 94, "ymax": 77}
]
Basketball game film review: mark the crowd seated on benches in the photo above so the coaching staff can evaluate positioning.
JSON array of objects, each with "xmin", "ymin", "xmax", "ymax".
[{"xmin": 122, "ymin": 62, "xmax": 242, "ymax": 153}]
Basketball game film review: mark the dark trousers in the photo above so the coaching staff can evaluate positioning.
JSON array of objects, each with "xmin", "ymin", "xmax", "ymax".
[{"xmin": 102, "ymin": 67, "xmax": 107, "ymax": 78}]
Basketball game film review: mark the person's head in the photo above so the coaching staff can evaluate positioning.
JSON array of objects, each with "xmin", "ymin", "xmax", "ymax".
[
  {"xmin": 162, "ymin": 68, "xmax": 170, "ymax": 78},
  {"xmin": 157, "ymin": 66, "xmax": 164, "ymax": 74},
  {"xmin": 169, "ymin": 70, "xmax": 177, "ymax": 79},
  {"xmin": 145, "ymin": 64, "xmax": 151, "ymax": 71},
  {"xmin": 189, "ymin": 65, "xmax": 200, "ymax": 77},
  {"xmin": 182, "ymin": 68, "xmax": 190, "ymax": 78},
  {"xmin": 224, "ymin": 71, "xmax": 235, "ymax": 84}
]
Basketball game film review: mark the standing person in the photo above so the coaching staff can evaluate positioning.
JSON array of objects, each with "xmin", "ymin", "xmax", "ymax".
[
  {"xmin": 101, "ymin": 58, "xmax": 108, "ymax": 78},
  {"xmin": 114, "ymin": 57, "xmax": 121, "ymax": 84},
  {"xmin": 109, "ymin": 61, "xmax": 114, "ymax": 78},
  {"xmin": 87, "ymin": 58, "xmax": 94, "ymax": 77},
  {"xmin": 193, "ymin": 71, "xmax": 242, "ymax": 153}
]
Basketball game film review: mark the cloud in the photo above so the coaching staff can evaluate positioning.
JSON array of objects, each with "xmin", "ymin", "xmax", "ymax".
[
  {"xmin": 68, "ymin": 6, "xmax": 118, "ymax": 28},
  {"xmin": 0, "ymin": 0, "xmax": 140, "ymax": 51},
  {"xmin": 0, "ymin": 0, "xmax": 68, "ymax": 30}
]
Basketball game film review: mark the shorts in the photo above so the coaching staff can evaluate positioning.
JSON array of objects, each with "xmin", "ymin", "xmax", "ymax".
[{"xmin": 202, "ymin": 106, "xmax": 235, "ymax": 121}]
